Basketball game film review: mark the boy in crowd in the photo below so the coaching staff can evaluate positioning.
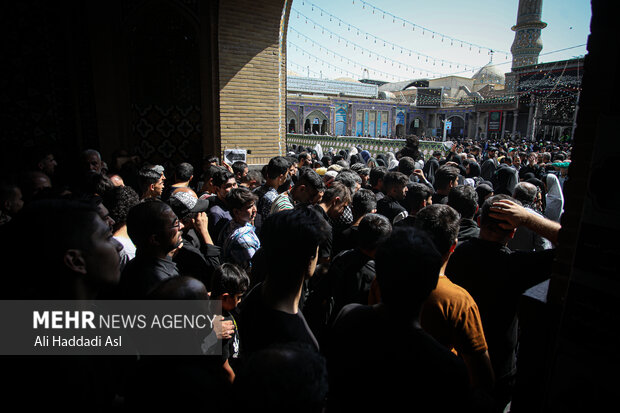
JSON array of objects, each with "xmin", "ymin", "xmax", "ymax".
[
  {"xmin": 219, "ymin": 187, "xmax": 260, "ymax": 271},
  {"xmin": 209, "ymin": 263, "xmax": 250, "ymax": 384}
]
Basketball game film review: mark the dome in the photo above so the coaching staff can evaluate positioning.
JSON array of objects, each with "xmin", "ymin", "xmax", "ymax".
[{"xmin": 472, "ymin": 63, "xmax": 505, "ymax": 85}]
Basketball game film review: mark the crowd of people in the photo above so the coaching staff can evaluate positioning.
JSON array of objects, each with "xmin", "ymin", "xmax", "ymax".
[{"xmin": 0, "ymin": 135, "xmax": 570, "ymax": 412}]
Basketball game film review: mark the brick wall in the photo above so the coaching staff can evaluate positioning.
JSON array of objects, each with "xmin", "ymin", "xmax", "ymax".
[{"xmin": 218, "ymin": 0, "xmax": 291, "ymax": 165}]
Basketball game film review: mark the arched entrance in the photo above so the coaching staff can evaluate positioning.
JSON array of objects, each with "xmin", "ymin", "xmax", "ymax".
[
  {"xmin": 287, "ymin": 108, "xmax": 297, "ymax": 133},
  {"xmin": 409, "ymin": 118, "xmax": 424, "ymax": 136},
  {"xmin": 335, "ymin": 108, "xmax": 347, "ymax": 136},
  {"xmin": 395, "ymin": 124, "xmax": 404, "ymax": 137},
  {"xmin": 446, "ymin": 115, "xmax": 465, "ymax": 139},
  {"xmin": 305, "ymin": 110, "xmax": 329, "ymax": 135}
]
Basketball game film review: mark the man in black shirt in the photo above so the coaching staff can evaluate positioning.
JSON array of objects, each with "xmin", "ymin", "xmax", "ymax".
[
  {"xmin": 120, "ymin": 200, "xmax": 184, "ymax": 298},
  {"xmin": 446, "ymin": 194, "xmax": 560, "ymax": 411},
  {"xmin": 329, "ymin": 213, "xmax": 391, "ymax": 318},
  {"xmin": 327, "ymin": 228, "xmax": 472, "ymax": 412},
  {"xmin": 448, "ymin": 185, "xmax": 480, "ymax": 243},
  {"xmin": 237, "ymin": 208, "xmax": 330, "ymax": 354},
  {"xmin": 376, "ymin": 171, "xmax": 408, "ymax": 223},
  {"xmin": 393, "ymin": 182, "xmax": 434, "ymax": 227},
  {"xmin": 331, "ymin": 188, "xmax": 376, "ymax": 257},
  {"xmin": 368, "ymin": 166, "xmax": 387, "ymax": 201},
  {"xmin": 432, "ymin": 165, "xmax": 460, "ymax": 205}
]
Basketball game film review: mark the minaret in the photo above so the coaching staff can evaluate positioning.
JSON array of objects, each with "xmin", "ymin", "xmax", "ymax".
[{"xmin": 510, "ymin": 0, "xmax": 547, "ymax": 69}]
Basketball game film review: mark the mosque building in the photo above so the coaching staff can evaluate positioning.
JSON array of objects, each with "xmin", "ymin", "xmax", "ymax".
[{"xmin": 286, "ymin": 0, "xmax": 582, "ymax": 144}]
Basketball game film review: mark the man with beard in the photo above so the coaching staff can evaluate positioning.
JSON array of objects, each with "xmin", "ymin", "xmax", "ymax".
[{"xmin": 119, "ymin": 199, "xmax": 184, "ymax": 298}]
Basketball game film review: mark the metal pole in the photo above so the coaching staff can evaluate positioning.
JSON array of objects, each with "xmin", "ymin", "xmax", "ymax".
[{"xmin": 442, "ymin": 116, "xmax": 447, "ymax": 141}]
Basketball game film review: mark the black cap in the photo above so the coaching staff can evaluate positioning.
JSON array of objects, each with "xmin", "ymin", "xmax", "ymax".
[{"xmin": 168, "ymin": 192, "xmax": 209, "ymax": 219}]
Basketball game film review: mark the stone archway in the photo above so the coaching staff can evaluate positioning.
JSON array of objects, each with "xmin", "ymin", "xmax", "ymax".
[
  {"xmin": 287, "ymin": 108, "xmax": 297, "ymax": 133},
  {"xmin": 446, "ymin": 115, "xmax": 465, "ymax": 138},
  {"xmin": 409, "ymin": 117, "xmax": 425, "ymax": 136},
  {"xmin": 395, "ymin": 124, "xmax": 404, "ymax": 137},
  {"xmin": 305, "ymin": 109, "xmax": 329, "ymax": 135}
]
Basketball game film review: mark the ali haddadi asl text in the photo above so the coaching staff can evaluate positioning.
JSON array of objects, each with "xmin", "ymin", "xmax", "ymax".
[{"xmin": 34, "ymin": 335, "xmax": 122, "ymax": 347}]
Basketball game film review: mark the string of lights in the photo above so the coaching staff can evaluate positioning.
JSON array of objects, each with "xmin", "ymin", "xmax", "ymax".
[
  {"xmin": 290, "ymin": 6, "xmax": 587, "ymax": 81},
  {"xmin": 288, "ymin": 61, "xmax": 323, "ymax": 78},
  {"xmin": 293, "ymin": 5, "xmax": 484, "ymax": 71},
  {"xmin": 348, "ymin": 0, "xmax": 512, "ymax": 56},
  {"xmin": 289, "ymin": 28, "xmax": 447, "ymax": 77},
  {"xmin": 297, "ymin": 0, "xmax": 511, "ymax": 58},
  {"xmin": 288, "ymin": 40, "xmax": 411, "ymax": 80},
  {"xmin": 290, "ymin": 12, "xmax": 460, "ymax": 77}
]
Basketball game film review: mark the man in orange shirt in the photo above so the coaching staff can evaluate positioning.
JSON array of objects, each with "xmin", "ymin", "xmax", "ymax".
[{"xmin": 414, "ymin": 204, "xmax": 495, "ymax": 400}]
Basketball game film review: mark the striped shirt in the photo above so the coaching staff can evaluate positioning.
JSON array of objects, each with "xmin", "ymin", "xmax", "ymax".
[
  {"xmin": 220, "ymin": 221, "xmax": 260, "ymax": 270},
  {"xmin": 270, "ymin": 191, "xmax": 294, "ymax": 215}
]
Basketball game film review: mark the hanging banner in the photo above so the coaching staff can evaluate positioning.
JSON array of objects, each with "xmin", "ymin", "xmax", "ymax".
[{"xmin": 488, "ymin": 111, "xmax": 502, "ymax": 131}]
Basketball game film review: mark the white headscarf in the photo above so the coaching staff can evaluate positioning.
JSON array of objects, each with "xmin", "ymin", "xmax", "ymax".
[
  {"xmin": 386, "ymin": 151, "xmax": 398, "ymax": 170},
  {"xmin": 544, "ymin": 173, "xmax": 564, "ymax": 222},
  {"xmin": 346, "ymin": 146, "xmax": 358, "ymax": 162}
]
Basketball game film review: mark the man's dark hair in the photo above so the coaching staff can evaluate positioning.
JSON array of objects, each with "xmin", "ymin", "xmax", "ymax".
[
  {"xmin": 226, "ymin": 187, "xmax": 258, "ymax": 211},
  {"xmin": 210, "ymin": 263, "xmax": 250, "ymax": 298},
  {"xmin": 382, "ymin": 171, "xmax": 409, "ymax": 192},
  {"xmin": 149, "ymin": 276, "xmax": 209, "ymax": 300},
  {"xmin": 126, "ymin": 200, "xmax": 173, "ymax": 248},
  {"xmin": 285, "ymin": 156, "xmax": 298, "ymax": 166},
  {"xmin": 357, "ymin": 213, "xmax": 392, "ymax": 251},
  {"xmin": 247, "ymin": 169, "xmax": 265, "ymax": 186},
  {"xmin": 369, "ymin": 166, "xmax": 388, "ymax": 187},
  {"xmin": 414, "ymin": 204, "xmax": 460, "ymax": 255},
  {"xmin": 297, "ymin": 167, "xmax": 325, "ymax": 193},
  {"xmin": 434, "ymin": 165, "xmax": 460, "ymax": 191},
  {"xmin": 479, "ymin": 194, "xmax": 520, "ymax": 235},
  {"xmin": 298, "ymin": 152, "xmax": 310, "ymax": 162},
  {"xmin": 204, "ymin": 165, "xmax": 223, "ymax": 182},
  {"xmin": 375, "ymin": 228, "xmax": 442, "ymax": 314},
  {"xmin": 513, "ymin": 182, "xmax": 538, "ymax": 205},
  {"xmin": 137, "ymin": 165, "xmax": 163, "ymax": 194},
  {"xmin": 260, "ymin": 208, "xmax": 330, "ymax": 292},
  {"xmin": 205, "ymin": 155, "xmax": 220, "ymax": 166},
  {"xmin": 402, "ymin": 183, "xmax": 433, "ymax": 214},
  {"xmin": 175, "ymin": 162, "xmax": 194, "ymax": 182},
  {"xmin": 232, "ymin": 161, "xmax": 248, "ymax": 177},
  {"xmin": 447, "ymin": 185, "xmax": 478, "ymax": 219},
  {"xmin": 321, "ymin": 182, "xmax": 352, "ymax": 205},
  {"xmin": 266, "ymin": 156, "xmax": 290, "ymax": 179},
  {"xmin": 432, "ymin": 150, "xmax": 442, "ymax": 158},
  {"xmin": 400, "ymin": 136, "xmax": 421, "ymax": 160},
  {"xmin": 334, "ymin": 170, "xmax": 361, "ymax": 194},
  {"xmin": 398, "ymin": 156, "xmax": 416, "ymax": 176},
  {"xmin": 102, "ymin": 185, "xmax": 140, "ymax": 232},
  {"xmin": 351, "ymin": 189, "xmax": 376, "ymax": 220},
  {"xmin": 212, "ymin": 169, "xmax": 235, "ymax": 187}
]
